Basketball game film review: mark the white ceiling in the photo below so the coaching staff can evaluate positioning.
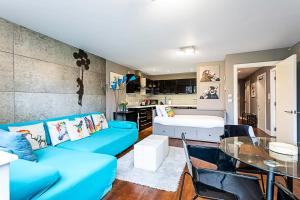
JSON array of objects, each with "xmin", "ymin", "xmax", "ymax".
[{"xmin": 0, "ymin": 0, "xmax": 300, "ymax": 75}]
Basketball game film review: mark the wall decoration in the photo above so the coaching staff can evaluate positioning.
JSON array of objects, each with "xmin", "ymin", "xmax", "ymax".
[
  {"xmin": 110, "ymin": 74, "xmax": 136, "ymax": 112},
  {"xmin": 73, "ymin": 49, "xmax": 91, "ymax": 106},
  {"xmin": 199, "ymin": 65, "xmax": 220, "ymax": 82},
  {"xmin": 199, "ymin": 83, "xmax": 220, "ymax": 99},
  {"xmin": 110, "ymin": 72, "xmax": 123, "ymax": 89},
  {"xmin": 251, "ymin": 82, "xmax": 256, "ymax": 98}
]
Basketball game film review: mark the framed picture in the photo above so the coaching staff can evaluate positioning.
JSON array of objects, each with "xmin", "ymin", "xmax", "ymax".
[
  {"xmin": 109, "ymin": 72, "xmax": 123, "ymax": 88},
  {"xmin": 199, "ymin": 83, "xmax": 220, "ymax": 100},
  {"xmin": 199, "ymin": 65, "xmax": 220, "ymax": 82},
  {"xmin": 251, "ymin": 82, "xmax": 256, "ymax": 97}
]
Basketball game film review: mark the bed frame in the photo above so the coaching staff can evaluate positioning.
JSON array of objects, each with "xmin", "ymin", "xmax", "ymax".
[{"xmin": 152, "ymin": 109, "xmax": 226, "ymax": 143}]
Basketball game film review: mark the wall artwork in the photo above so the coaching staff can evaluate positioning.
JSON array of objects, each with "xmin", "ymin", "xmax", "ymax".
[
  {"xmin": 251, "ymin": 82, "xmax": 256, "ymax": 98},
  {"xmin": 110, "ymin": 72, "xmax": 123, "ymax": 89},
  {"xmin": 73, "ymin": 49, "xmax": 91, "ymax": 106},
  {"xmin": 199, "ymin": 65, "xmax": 220, "ymax": 82},
  {"xmin": 199, "ymin": 83, "xmax": 220, "ymax": 99}
]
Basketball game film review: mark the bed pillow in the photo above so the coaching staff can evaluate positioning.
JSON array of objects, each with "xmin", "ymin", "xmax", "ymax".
[
  {"xmin": 46, "ymin": 120, "xmax": 70, "ymax": 146},
  {"xmin": 165, "ymin": 107, "xmax": 175, "ymax": 117},
  {"xmin": 155, "ymin": 105, "xmax": 163, "ymax": 117},
  {"xmin": 157, "ymin": 105, "xmax": 168, "ymax": 117},
  {"xmin": 8, "ymin": 123, "xmax": 47, "ymax": 150},
  {"xmin": 67, "ymin": 118, "xmax": 90, "ymax": 141},
  {"xmin": 84, "ymin": 115, "xmax": 96, "ymax": 134},
  {"xmin": 0, "ymin": 129, "xmax": 37, "ymax": 161},
  {"xmin": 92, "ymin": 113, "xmax": 108, "ymax": 131}
]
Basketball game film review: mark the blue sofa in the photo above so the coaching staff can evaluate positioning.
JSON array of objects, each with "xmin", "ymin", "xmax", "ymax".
[{"xmin": 0, "ymin": 112, "xmax": 138, "ymax": 200}]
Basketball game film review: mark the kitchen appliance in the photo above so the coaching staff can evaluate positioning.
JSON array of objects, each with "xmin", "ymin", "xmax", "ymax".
[{"xmin": 149, "ymin": 99, "xmax": 158, "ymax": 105}]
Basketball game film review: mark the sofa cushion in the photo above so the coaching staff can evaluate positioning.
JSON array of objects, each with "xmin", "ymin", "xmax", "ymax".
[
  {"xmin": 57, "ymin": 127, "xmax": 138, "ymax": 156},
  {"xmin": 34, "ymin": 146, "xmax": 117, "ymax": 200},
  {"xmin": 108, "ymin": 121, "xmax": 137, "ymax": 129},
  {"xmin": 10, "ymin": 159, "xmax": 60, "ymax": 200}
]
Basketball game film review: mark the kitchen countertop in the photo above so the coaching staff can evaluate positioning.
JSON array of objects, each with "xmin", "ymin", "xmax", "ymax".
[{"xmin": 127, "ymin": 104, "xmax": 197, "ymax": 109}]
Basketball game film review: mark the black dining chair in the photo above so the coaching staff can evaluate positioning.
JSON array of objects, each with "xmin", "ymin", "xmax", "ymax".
[
  {"xmin": 275, "ymin": 182, "xmax": 299, "ymax": 200},
  {"xmin": 220, "ymin": 124, "xmax": 255, "ymax": 139},
  {"xmin": 179, "ymin": 133, "xmax": 264, "ymax": 200},
  {"xmin": 220, "ymin": 124, "xmax": 266, "ymax": 192}
]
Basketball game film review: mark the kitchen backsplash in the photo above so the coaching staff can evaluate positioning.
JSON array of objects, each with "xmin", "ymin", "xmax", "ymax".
[{"xmin": 126, "ymin": 93, "xmax": 197, "ymax": 106}]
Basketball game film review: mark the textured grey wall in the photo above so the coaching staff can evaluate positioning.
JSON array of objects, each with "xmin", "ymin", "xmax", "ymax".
[
  {"xmin": 0, "ymin": 18, "xmax": 106, "ymax": 123},
  {"xmin": 224, "ymin": 48, "xmax": 291, "ymax": 124}
]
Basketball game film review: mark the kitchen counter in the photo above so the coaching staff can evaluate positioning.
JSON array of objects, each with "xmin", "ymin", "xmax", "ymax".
[{"xmin": 127, "ymin": 104, "xmax": 197, "ymax": 109}]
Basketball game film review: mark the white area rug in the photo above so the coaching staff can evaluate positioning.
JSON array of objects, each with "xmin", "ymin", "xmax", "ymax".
[{"xmin": 116, "ymin": 147, "xmax": 186, "ymax": 192}]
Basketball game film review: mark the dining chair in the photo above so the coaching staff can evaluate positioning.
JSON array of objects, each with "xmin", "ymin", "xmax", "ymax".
[
  {"xmin": 179, "ymin": 133, "xmax": 264, "ymax": 200},
  {"xmin": 220, "ymin": 124, "xmax": 266, "ymax": 192},
  {"xmin": 220, "ymin": 124, "xmax": 255, "ymax": 139},
  {"xmin": 275, "ymin": 182, "xmax": 299, "ymax": 200}
]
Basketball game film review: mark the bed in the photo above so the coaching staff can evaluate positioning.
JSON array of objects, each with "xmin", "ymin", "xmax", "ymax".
[{"xmin": 152, "ymin": 109, "xmax": 226, "ymax": 143}]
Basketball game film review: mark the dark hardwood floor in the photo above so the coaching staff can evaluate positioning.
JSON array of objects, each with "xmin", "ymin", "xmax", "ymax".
[{"xmin": 103, "ymin": 127, "xmax": 300, "ymax": 200}]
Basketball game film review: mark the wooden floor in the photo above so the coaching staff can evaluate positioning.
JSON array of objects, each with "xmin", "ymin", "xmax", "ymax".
[{"xmin": 103, "ymin": 127, "xmax": 300, "ymax": 200}]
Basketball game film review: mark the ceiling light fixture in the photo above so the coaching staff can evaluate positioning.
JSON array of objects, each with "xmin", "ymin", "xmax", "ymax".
[{"xmin": 179, "ymin": 46, "xmax": 197, "ymax": 55}]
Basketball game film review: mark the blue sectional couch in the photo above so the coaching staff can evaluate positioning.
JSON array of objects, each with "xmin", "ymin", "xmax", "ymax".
[{"xmin": 0, "ymin": 112, "xmax": 138, "ymax": 200}]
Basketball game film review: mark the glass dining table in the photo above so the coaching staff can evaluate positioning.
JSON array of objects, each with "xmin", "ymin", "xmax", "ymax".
[{"xmin": 219, "ymin": 136, "xmax": 299, "ymax": 200}]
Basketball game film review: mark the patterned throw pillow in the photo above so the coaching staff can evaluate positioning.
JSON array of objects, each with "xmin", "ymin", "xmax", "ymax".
[
  {"xmin": 46, "ymin": 120, "xmax": 70, "ymax": 146},
  {"xmin": 84, "ymin": 115, "xmax": 96, "ymax": 134},
  {"xmin": 165, "ymin": 107, "xmax": 175, "ymax": 117},
  {"xmin": 8, "ymin": 123, "xmax": 47, "ymax": 150},
  {"xmin": 0, "ymin": 129, "xmax": 37, "ymax": 161},
  {"xmin": 91, "ymin": 113, "xmax": 108, "ymax": 131},
  {"xmin": 67, "ymin": 118, "xmax": 90, "ymax": 141},
  {"xmin": 100, "ymin": 114, "xmax": 109, "ymax": 129}
]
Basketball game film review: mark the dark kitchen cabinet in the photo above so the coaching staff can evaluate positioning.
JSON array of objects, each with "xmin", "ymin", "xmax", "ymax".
[
  {"xmin": 128, "ymin": 107, "xmax": 155, "ymax": 130},
  {"xmin": 158, "ymin": 80, "xmax": 165, "ymax": 93},
  {"xmin": 164, "ymin": 80, "xmax": 177, "ymax": 93},
  {"xmin": 191, "ymin": 78, "xmax": 197, "ymax": 93},
  {"xmin": 126, "ymin": 77, "xmax": 196, "ymax": 94},
  {"xmin": 176, "ymin": 79, "xmax": 191, "ymax": 94},
  {"xmin": 126, "ymin": 74, "xmax": 140, "ymax": 93}
]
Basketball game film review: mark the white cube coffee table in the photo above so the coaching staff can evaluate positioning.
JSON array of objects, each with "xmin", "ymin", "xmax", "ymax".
[{"xmin": 134, "ymin": 135, "xmax": 169, "ymax": 171}]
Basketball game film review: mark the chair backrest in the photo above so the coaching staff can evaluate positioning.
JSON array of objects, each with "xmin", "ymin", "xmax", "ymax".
[
  {"xmin": 276, "ymin": 182, "xmax": 299, "ymax": 200},
  {"xmin": 181, "ymin": 133, "xmax": 193, "ymax": 177},
  {"xmin": 224, "ymin": 124, "xmax": 255, "ymax": 138},
  {"xmin": 197, "ymin": 168, "xmax": 264, "ymax": 200}
]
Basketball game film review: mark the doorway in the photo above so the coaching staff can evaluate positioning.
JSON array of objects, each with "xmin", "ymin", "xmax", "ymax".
[{"xmin": 256, "ymin": 73, "xmax": 266, "ymax": 131}]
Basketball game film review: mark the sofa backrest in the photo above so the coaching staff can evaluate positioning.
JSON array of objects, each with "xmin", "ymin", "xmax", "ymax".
[{"xmin": 0, "ymin": 112, "xmax": 102, "ymax": 145}]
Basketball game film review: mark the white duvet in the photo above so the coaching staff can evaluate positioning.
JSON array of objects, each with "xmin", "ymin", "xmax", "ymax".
[{"xmin": 154, "ymin": 115, "xmax": 224, "ymax": 128}]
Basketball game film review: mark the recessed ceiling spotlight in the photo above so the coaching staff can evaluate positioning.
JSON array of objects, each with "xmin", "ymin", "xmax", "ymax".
[
  {"xmin": 238, "ymin": 70, "xmax": 241, "ymax": 73},
  {"xmin": 179, "ymin": 46, "xmax": 197, "ymax": 55}
]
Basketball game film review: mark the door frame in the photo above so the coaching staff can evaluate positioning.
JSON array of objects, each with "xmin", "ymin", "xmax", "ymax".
[
  {"xmin": 245, "ymin": 80, "xmax": 251, "ymax": 113},
  {"xmin": 270, "ymin": 68, "xmax": 276, "ymax": 136},
  {"xmin": 256, "ymin": 72, "xmax": 267, "ymax": 132},
  {"xmin": 233, "ymin": 61, "xmax": 279, "ymax": 124}
]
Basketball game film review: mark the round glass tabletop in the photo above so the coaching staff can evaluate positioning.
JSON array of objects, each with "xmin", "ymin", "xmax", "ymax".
[{"xmin": 219, "ymin": 136, "xmax": 300, "ymax": 179}]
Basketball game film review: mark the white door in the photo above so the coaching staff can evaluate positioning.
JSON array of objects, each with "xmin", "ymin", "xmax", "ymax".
[
  {"xmin": 257, "ymin": 73, "xmax": 266, "ymax": 131},
  {"xmin": 270, "ymin": 69, "xmax": 276, "ymax": 136},
  {"xmin": 276, "ymin": 54, "xmax": 297, "ymax": 145},
  {"xmin": 245, "ymin": 80, "xmax": 251, "ymax": 113}
]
